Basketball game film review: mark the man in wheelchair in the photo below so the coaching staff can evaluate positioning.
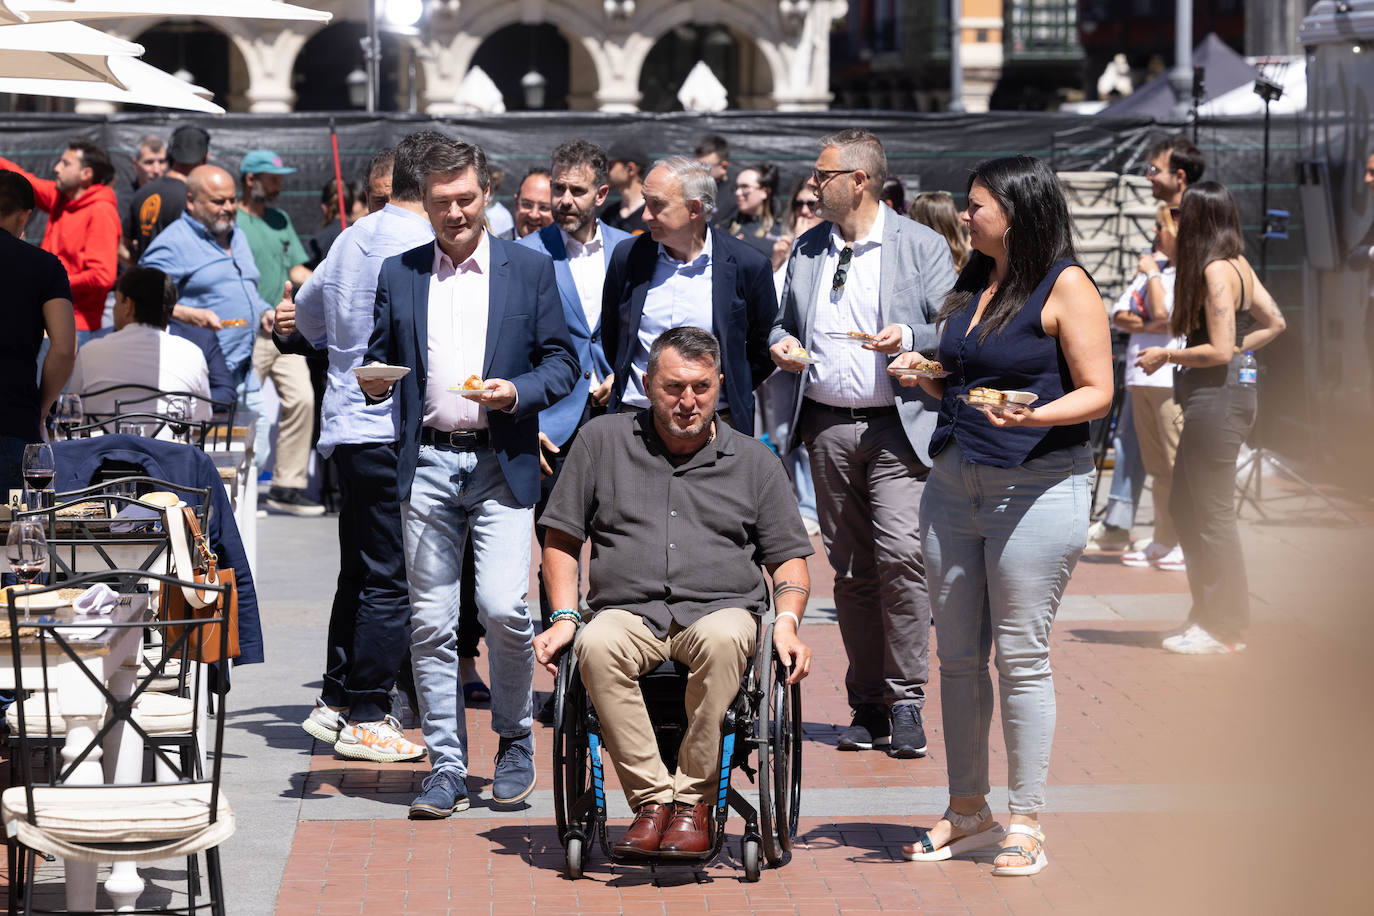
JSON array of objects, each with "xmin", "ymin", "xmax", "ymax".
[{"xmin": 534, "ymin": 326, "xmax": 813, "ymax": 857}]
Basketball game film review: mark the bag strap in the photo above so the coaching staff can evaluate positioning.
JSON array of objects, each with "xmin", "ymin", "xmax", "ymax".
[{"xmin": 164, "ymin": 504, "xmax": 218, "ymax": 608}]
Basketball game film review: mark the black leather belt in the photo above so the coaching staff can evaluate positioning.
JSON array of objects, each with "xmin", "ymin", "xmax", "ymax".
[
  {"xmin": 421, "ymin": 427, "xmax": 490, "ymax": 450},
  {"xmin": 803, "ymin": 398, "xmax": 897, "ymax": 421}
]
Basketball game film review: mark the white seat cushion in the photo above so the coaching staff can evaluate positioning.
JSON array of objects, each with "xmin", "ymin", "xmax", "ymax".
[
  {"xmin": 4, "ymin": 694, "xmax": 84, "ymax": 735},
  {"xmin": 2, "ymin": 783, "xmax": 233, "ymax": 861},
  {"xmin": 134, "ymin": 692, "xmax": 195, "ymax": 734}
]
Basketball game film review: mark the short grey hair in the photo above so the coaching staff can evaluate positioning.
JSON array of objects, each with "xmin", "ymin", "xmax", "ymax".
[
  {"xmin": 135, "ymin": 134, "xmax": 165, "ymax": 155},
  {"xmin": 647, "ymin": 326, "xmax": 721, "ymax": 376},
  {"xmin": 651, "ymin": 155, "xmax": 715, "ymax": 213},
  {"xmin": 819, "ymin": 128, "xmax": 887, "ymax": 189}
]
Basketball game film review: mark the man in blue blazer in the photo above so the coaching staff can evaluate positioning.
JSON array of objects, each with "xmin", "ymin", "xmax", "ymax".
[
  {"xmin": 601, "ymin": 156, "xmax": 777, "ymax": 435},
  {"xmin": 518, "ymin": 140, "xmax": 631, "ymax": 684},
  {"xmin": 359, "ymin": 138, "xmax": 578, "ymax": 819}
]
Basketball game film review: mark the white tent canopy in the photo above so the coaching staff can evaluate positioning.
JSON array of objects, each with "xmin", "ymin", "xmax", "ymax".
[
  {"xmin": 0, "ymin": 0, "xmax": 330, "ymax": 25},
  {"xmin": 0, "ymin": 53, "xmax": 222, "ymax": 111},
  {"xmin": 0, "ymin": 20, "xmax": 140, "ymax": 84}
]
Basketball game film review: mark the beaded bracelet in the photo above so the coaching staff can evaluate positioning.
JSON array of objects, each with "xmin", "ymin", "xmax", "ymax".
[{"xmin": 550, "ymin": 608, "xmax": 582, "ymax": 626}]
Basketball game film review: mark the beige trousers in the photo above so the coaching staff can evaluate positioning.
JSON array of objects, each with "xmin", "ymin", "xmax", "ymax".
[
  {"xmin": 574, "ymin": 606, "xmax": 756, "ymax": 808},
  {"xmin": 1129, "ymin": 385, "xmax": 1184, "ymax": 548},
  {"xmin": 251, "ymin": 331, "xmax": 314, "ymax": 490}
]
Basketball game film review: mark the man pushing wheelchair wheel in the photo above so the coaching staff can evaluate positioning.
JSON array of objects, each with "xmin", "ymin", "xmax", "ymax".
[{"xmin": 534, "ymin": 326, "xmax": 813, "ymax": 859}]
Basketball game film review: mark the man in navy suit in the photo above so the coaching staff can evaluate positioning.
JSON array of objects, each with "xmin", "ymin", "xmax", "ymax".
[
  {"xmin": 359, "ymin": 137, "xmax": 578, "ymax": 819},
  {"xmin": 518, "ymin": 140, "xmax": 631, "ymax": 656},
  {"xmin": 601, "ymin": 156, "xmax": 777, "ymax": 435}
]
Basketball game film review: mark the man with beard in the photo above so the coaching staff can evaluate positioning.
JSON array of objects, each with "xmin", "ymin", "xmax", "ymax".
[
  {"xmin": 142, "ymin": 165, "xmax": 281, "ymax": 390},
  {"xmin": 518, "ymin": 139, "xmax": 632, "ymax": 719},
  {"xmin": 235, "ymin": 149, "xmax": 321, "ymax": 516},
  {"xmin": 534, "ymin": 325, "xmax": 814, "ymax": 857}
]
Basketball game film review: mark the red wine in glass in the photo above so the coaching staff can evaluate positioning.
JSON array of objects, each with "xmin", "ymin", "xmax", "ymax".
[
  {"xmin": 23, "ymin": 471, "xmax": 53, "ymax": 491},
  {"xmin": 13, "ymin": 561, "xmax": 44, "ymax": 584}
]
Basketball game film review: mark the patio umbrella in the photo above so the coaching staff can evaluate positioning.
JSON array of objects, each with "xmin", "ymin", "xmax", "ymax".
[
  {"xmin": 0, "ymin": 0, "xmax": 330, "ymax": 25},
  {"xmin": 0, "ymin": 53, "xmax": 223, "ymax": 111},
  {"xmin": 0, "ymin": 20, "xmax": 140, "ymax": 86}
]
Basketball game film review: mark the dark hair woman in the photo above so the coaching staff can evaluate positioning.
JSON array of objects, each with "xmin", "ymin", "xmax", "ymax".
[
  {"xmin": 889, "ymin": 155, "xmax": 1113, "ymax": 877},
  {"xmin": 908, "ymin": 191, "xmax": 970, "ymax": 270},
  {"xmin": 726, "ymin": 163, "xmax": 780, "ymax": 259},
  {"xmin": 1134, "ymin": 181, "xmax": 1285, "ymax": 655}
]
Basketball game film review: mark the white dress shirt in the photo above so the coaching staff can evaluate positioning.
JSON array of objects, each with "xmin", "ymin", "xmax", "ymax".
[
  {"xmin": 1110, "ymin": 266, "xmax": 1182, "ymax": 389},
  {"xmin": 562, "ymin": 224, "xmax": 607, "ymax": 333},
  {"xmin": 424, "ymin": 234, "xmax": 491, "ymax": 431},
  {"xmin": 623, "ymin": 231, "xmax": 718, "ymax": 409},
  {"xmin": 806, "ymin": 204, "xmax": 891, "ymax": 408},
  {"xmin": 70, "ymin": 323, "xmax": 213, "ymax": 420}
]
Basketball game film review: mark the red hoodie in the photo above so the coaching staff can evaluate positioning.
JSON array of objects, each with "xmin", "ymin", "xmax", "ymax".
[{"xmin": 0, "ymin": 156, "xmax": 120, "ymax": 331}]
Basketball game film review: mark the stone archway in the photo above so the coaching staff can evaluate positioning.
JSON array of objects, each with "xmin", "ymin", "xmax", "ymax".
[
  {"xmin": 130, "ymin": 20, "xmax": 240, "ymax": 112},
  {"xmin": 291, "ymin": 20, "xmax": 407, "ymax": 111},
  {"xmin": 468, "ymin": 23, "xmax": 571, "ymax": 111}
]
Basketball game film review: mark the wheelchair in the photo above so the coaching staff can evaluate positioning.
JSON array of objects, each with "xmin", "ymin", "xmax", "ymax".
[{"xmin": 550, "ymin": 612, "xmax": 803, "ymax": 881}]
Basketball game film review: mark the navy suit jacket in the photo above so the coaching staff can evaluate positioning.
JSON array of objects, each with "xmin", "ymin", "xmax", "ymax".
[
  {"xmin": 518, "ymin": 220, "xmax": 633, "ymax": 447},
  {"xmin": 364, "ymin": 237, "xmax": 579, "ymax": 506},
  {"xmin": 600, "ymin": 227, "xmax": 778, "ymax": 434}
]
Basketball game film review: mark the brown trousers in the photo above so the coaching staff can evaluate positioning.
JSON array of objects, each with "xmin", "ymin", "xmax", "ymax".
[
  {"xmin": 575, "ymin": 606, "xmax": 756, "ymax": 808},
  {"xmin": 1129, "ymin": 385, "xmax": 1184, "ymax": 548}
]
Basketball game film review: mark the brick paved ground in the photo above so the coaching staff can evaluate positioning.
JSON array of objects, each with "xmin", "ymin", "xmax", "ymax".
[{"xmin": 5, "ymin": 475, "xmax": 1373, "ymax": 914}]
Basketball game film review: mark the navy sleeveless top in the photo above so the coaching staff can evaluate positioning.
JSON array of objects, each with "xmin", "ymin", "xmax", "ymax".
[{"xmin": 929, "ymin": 258, "xmax": 1090, "ymax": 468}]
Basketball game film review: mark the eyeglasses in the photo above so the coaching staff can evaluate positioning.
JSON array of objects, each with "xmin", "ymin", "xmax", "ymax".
[
  {"xmin": 734, "ymin": 184, "xmax": 761, "ymax": 193},
  {"xmin": 793, "ymin": 198, "xmax": 817, "ymax": 211},
  {"xmin": 832, "ymin": 246, "xmax": 854, "ymax": 292},
  {"xmin": 1145, "ymin": 164, "xmax": 1161, "ymax": 177},
  {"xmin": 812, "ymin": 168, "xmax": 857, "ymax": 186}
]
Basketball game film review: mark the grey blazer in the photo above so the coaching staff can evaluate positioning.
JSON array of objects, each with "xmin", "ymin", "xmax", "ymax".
[{"xmin": 768, "ymin": 211, "xmax": 957, "ymax": 464}]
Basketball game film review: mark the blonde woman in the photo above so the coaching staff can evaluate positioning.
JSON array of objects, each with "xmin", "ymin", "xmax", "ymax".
[{"xmin": 909, "ymin": 191, "xmax": 970, "ymax": 270}]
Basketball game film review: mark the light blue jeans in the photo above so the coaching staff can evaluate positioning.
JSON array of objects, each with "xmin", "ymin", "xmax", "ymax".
[
  {"xmin": 919, "ymin": 442, "xmax": 1092, "ymax": 815},
  {"xmin": 402, "ymin": 445, "xmax": 535, "ymax": 776}
]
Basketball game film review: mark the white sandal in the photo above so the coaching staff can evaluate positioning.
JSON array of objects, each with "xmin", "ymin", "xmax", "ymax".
[
  {"xmin": 903, "ymin": 804, "xmax": 1005, "ymax": 862},
  {"xmin": 991, "ymin": 823, "xmax": 1048, "ymax": 876}
]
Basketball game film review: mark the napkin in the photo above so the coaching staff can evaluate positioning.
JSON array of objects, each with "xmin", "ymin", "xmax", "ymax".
[{"xmin": 73, "ymin": 583, "xmax": 119, "ymax": 617}]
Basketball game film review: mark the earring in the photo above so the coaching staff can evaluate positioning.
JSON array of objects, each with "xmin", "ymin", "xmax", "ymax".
[{"xmin": 1001, "ymin": 227, "xmax": 1010, "ymax": 251}]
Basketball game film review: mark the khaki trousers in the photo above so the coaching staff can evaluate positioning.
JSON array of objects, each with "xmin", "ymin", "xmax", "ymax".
[
  {"xmin": 1129, "ymin": 385, "xmax": 1184, "ymax": 548},
  {"xmin": 251, "ymin": 331, "xmax": 314, "ymax": 490},
  {"xmin": 574, "ymin": 606, "xmax": 756, "ymax": 808}
]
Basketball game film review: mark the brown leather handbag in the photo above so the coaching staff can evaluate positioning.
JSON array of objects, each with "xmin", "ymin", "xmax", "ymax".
[{"xmin": 162, "ymin": 504, "xmax": 239, "ymax": 664}]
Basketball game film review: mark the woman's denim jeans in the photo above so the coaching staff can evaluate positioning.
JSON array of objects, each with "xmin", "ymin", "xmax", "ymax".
[{"xmin": 920, "ymin": 442, "xmax": 1093, "ymax": 815}]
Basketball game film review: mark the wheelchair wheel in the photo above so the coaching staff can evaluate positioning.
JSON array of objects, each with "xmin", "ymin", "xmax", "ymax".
[
  {"xmin": 741, "ymin": 836, "xmax": 761, "ymax": 882},
  {"xmin": 771, "ymin": 665, "xmax": 803, "ymax": 854},
  {"xmin": 564, "ymin": 835, "xmax": 585, "ymax": 880},
  {"xmin": 552, "ymin": 651, "xmax": 590, "ymax": 844}
]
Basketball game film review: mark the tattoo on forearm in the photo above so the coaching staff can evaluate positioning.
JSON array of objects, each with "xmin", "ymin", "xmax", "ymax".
[{"xmin": 773, "ymin": 580, "xmax": 810, "ymax": 603}]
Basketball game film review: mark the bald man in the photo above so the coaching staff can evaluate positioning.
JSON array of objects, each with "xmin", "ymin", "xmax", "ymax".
[{"xmin": 142, "ymin": 164, "xmax": 281, "ymax": 386}]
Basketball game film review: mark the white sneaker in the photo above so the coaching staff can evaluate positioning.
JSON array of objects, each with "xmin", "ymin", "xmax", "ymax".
[
  {"xmin": 1121, "ymin": 542, "xmax": 1169, "ymax": 568},
  {"xmin": 1085, "ymin": 521, "xmax": 1132, "ymax": 552},
  {"xmin": 1162, "ymin": 624, "xmax": 1245, "ymax": 655},
  {"xmin": 1154, "ymin": 545, "xmax": 1186, "ymax": 572},
  {"xmin": 302, "ymin": 698, "xmax": 347, "ymax": 744},
  {"xmin": 335, "ymin": 715, "xmax": 427, "ymax": 762}
]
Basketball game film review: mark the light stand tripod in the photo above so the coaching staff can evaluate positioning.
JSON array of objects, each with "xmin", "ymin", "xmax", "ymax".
[{"xmin": 1234, "ymin": 69, "xmax": 1358, "ymax": 524}]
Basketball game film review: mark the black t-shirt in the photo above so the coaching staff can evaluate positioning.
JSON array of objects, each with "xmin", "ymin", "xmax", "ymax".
[
  {"xmin": 126, "ymin": 174, "xmax": 189, "ymax": 261},
  {"xmin": 0, "ymin": 227, "xmax": 72, "ymax": 441},
  {"xmin": 599, "ymin": 198, "xmax": 647, "ymax": 235}
]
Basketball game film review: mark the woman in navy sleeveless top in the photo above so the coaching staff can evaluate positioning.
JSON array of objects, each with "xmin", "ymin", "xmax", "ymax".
[
  {"xmin": 1134, "ymin": 182, "xmax": 1285, "ymax": 655},
  {"xmin": 890, "ymin": 156, "xmax": 1112, "ymax": 876}
]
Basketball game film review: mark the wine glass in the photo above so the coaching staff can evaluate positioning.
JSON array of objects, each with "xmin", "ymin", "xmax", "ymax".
[
  {"xmin": 165, "ymin": 397, "xmax": 191, "ymax": 444},
  {"xmin": 5, "ymin": 519, "xmax": 48, "ymax": 618},
  {"xmin": 55, "ymin": 393, "xmax": 83, "ymax": 438},
  {"xmin": 22, "ymin": 442, "xmax": 55, "ymax": 506}
]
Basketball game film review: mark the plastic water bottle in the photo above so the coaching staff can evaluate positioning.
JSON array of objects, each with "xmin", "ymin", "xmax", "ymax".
[{"xmin": 1238, "ymin": 349, "xmax": 1257, "ymax": 387}]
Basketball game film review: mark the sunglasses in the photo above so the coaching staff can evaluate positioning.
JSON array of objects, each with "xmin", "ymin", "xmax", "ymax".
[
  {"xmin": 812, "ymin": 167, "xmax": 857, "ymax": 185},
  {"xmin": 793, "ymin": 198, "xmax": 818, "ymax": 211},
  {"xmin": 832, "ymin": 246, "xmax": 854, "ymax": 292}
]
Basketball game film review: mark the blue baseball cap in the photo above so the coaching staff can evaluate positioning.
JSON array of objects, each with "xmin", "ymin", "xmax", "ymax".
[{"xmin": 239, "ymin": 149, "xmax": 296, "ymax": 175}]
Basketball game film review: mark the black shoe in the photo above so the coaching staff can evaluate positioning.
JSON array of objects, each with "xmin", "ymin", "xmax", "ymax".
[
  {"xmin": 266, "ymin": 487, "xmax": 326, "ymax": 517},
  {"xmin": 837, "ymin": 704, "xmax": 891, "ymax": 751},
  {"xmin": 889, "ymin": 704, "xmax": 928, "ymax": 758}
]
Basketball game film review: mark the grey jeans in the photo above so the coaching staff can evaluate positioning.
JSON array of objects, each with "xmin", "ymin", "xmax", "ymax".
[
  {"xmin": 801, "ymin": 404, "xmax": 930, "ymax": 710},
  {"xmin": 920, "ymin": 442, "xmax": 1092, "ymax": 815}
]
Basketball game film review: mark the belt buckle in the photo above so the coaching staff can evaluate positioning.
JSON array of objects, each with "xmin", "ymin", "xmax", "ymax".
[
  {"xmin": 447, "ymin": 429, "xmax": 478, "ymax": 448},
  {"xmin": 847, "ymin": 406, "xmax": 867, "ymax": 420}
]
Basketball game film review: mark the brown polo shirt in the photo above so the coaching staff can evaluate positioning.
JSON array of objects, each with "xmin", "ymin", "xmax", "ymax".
[{"xmin": 539, "ymin": 410, "xmax": 813, "ymax": 637}]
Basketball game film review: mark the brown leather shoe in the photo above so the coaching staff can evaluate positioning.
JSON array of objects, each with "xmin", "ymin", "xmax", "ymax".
[
  {"xmin": 657, "ymin": 801, "xmax": 712, "ymax": 858},
  {"xmin": 612, "ymin": 803, "xmax": 672, "ymax": 856}
]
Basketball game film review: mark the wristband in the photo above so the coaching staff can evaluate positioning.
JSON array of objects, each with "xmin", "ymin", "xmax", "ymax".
[
  {"xmin": 1145, "ymin": 271, "xmax": 1161, "ymax": 280},
  {"xmin": 1163, "ymin": 351, "xmax": 1171, "ymax": 364},
  {"xmin": 550, "ymin": 608, "xmax": 581, "ymax": 626},
  {"xmin": 776, "ymin": 611, "xmax": 801, "ymax": 631}
]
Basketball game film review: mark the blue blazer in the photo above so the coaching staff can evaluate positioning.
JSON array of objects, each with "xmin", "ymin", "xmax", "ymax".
[
  {"xmin": 518, "ymin": 220, "xmax": 632, "ymax": 447},
  {"xmin": 364, "ymin": 237, "xmax": 579, "ymax": 506},
  {"xmin": 600, "ymin": 227, "xmax": 778, "ymax": 434}
]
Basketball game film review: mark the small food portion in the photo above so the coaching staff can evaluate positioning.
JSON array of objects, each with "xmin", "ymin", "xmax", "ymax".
[
  {"xmin": 793, "ymin": 346, "xmax": 808, "ymax": 358},
  {"xmin": 913, "ymin": 356, "xmax": 944, "ymax": 373},
  {"xmin": 219, "ymin": 318, "xmax": 248, "ymax": 328},
  {"xmin": 968, "ymin": 387, "xmax": 1007, "ymax": 405},
  {"xmin": 461, "ymin": 374, "xmax": 484, "ymax": 390},
  {"xmin": 845, "ymin": 331, "xmax": 877, "ymax": 342}
]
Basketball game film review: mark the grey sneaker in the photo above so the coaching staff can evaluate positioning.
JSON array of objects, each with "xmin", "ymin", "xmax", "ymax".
[
  {"xmin": 491, "ymin": 733, "xmax": 536, "ymax": 806},
  {"xmin": 837, "ymin": 704, "xmax": 891, "ymax": 751},
  {"xmin": 302, "ymin": 698, "xmax": 347, "ymax": 744},
  {"xmin": 266, "ymin": 487, "xmax": 326, "ymax": 517},
  {"xmin": 889, "ymin": 704, "xmax": 928, "ymax": 758},
  {"xmin": 409, "ymin": 769, "xmax": 470, "ymax": 819}
]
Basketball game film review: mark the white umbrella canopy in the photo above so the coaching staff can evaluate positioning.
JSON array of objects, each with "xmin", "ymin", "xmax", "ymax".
[
  {"xmin": 0, "ymin": 20, "xmax": 141, "ymax": 85},
  {"xmin": 0, "ymin": 0, "xmax": 330, "ymax": 25},
  {"xmin": 0, "ymin": 53, "xmax": 223, "ymax": 111}
]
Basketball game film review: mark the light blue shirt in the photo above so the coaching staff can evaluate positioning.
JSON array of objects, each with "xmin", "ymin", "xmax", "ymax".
[
  {"xmin": 140, "ymin": 210, "xmax": 269, "ymax": 376},
  {"xmin": 294, "ymin": 203, "xmax": 434, "ymax": 457},
  {"xmin": 623, "ymin": 230, "xmax": 720, "ymax": 409}
]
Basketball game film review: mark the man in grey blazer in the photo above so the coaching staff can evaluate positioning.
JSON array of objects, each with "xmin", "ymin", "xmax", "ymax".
[{"xmin": 770, "ymin": 129, "xmax": 957, "ymax": 758}]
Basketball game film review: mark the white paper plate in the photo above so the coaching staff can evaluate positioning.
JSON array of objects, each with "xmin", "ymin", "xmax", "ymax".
[
  {"xmin": 2, "ymin": 586, "xmax": 69, "ymax": 611},
  {"xmin": 353, "ymin": 365, "xmax": 411, "ymax": 382}
]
